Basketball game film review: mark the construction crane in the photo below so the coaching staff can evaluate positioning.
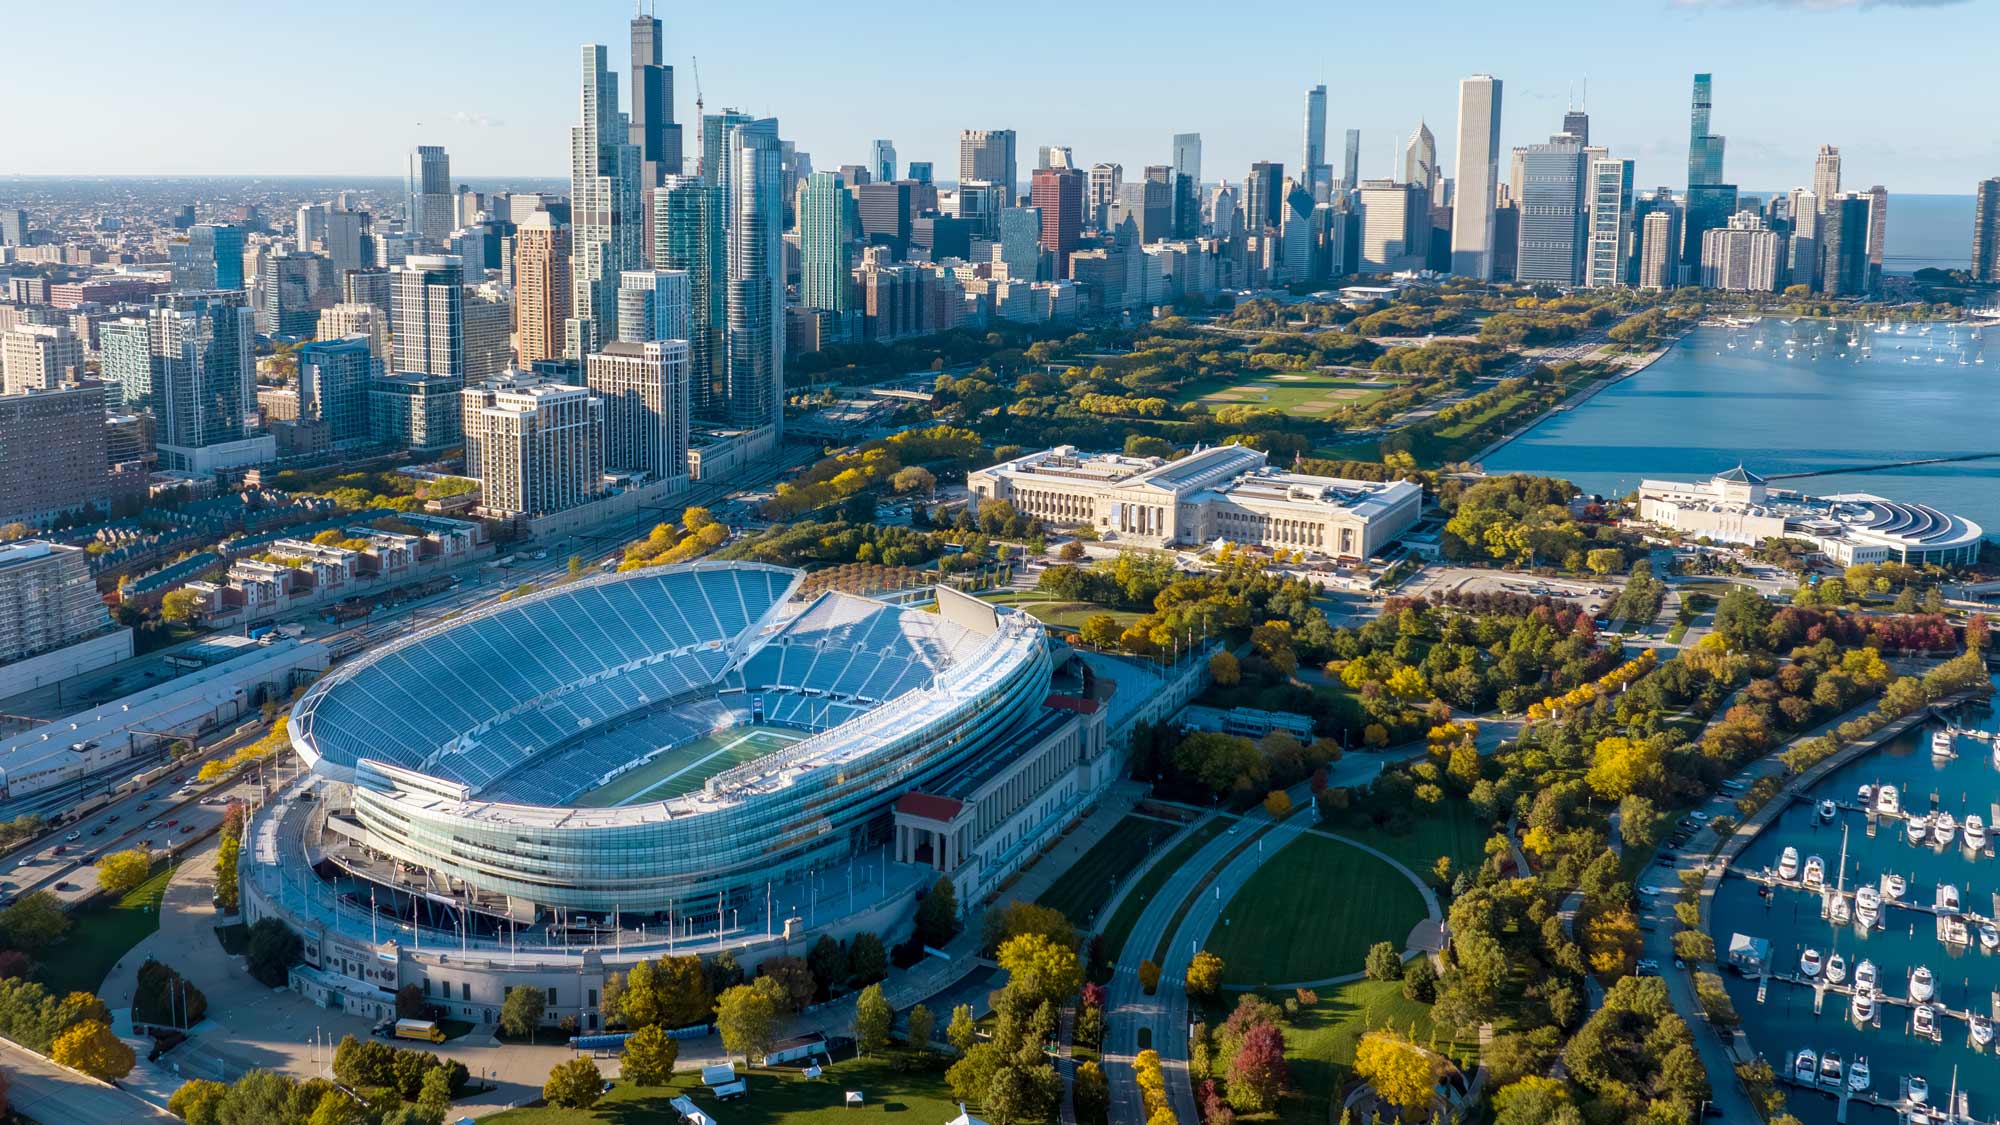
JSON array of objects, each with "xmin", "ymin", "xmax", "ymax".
[{"xmin": 691, "ymin": 55, "xmax": 705, "ymax": 178}]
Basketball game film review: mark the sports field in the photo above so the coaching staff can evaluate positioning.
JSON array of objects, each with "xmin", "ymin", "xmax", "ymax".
[
  {"xmin": 572, "ymin": 724, "xmax": 805, "ymax": 807},
  {"xmin": 1193, "ymin": 370, "xmax": 1392, "ymax": 418}
]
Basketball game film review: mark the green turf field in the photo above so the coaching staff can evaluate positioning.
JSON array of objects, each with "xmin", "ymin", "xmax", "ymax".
[
  {"xmin": 1202, "ymin": 833, "xmax": 1426, "ymax": 987},
  {"xmin": 1192, "ymin": 370, "xmax": 1391, "ymax": 418},
  {"xmin": 1036, "ymin": 815, "xmax": 1183, "ymax": 929},
  {"xmin": 572, "ymin": 725, "xmax": 804, "ymax": 807}
]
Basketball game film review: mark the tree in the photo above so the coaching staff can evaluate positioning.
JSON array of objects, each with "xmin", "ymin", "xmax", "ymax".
[
  {"xmin": 96, "ymin": 848, "xmax": 152, "ymax": 895},
  {"xmin": 0, "ymin": 891, "xmax": 68, "ymax": 951},
  {"xmin": 307, "ymin": 1089, "xmax": 365, "ymax": 1125},
  {"xmin": 1074, "ymin": 1060, "xmax": 1109, "ymax": 1125},
  {"xmin": 499, "ymin": 984, "xmax": 545, "ymax": 1038},
  {"xmin": 847, "ymin": 932, "xmax": 888, "ymax": 986},
  {"xmin": 1185, "ymin": 951, "xmax": 1225, "ymax": 999},
  {"xmin": 855, "ymin": 983, "xmax": 892, "ymax": 1056},
  {"xmin": 906, "ymin": 1002, "xmax": 936, "ymax": 1049},
  {"xmin": 1225, "ymin": 1023, "xmax": 1289, "ymax": 1112},
  {"xmin": 619, "ymin": 1024, "xmax": 679, "ymax": 1086},
  {"xmin": 947, "ymin": 1003, "xmax": 978, "ymax": 1053},
  {"xmin": 1585, "ymin": 735, "xmax": 1665, "ymax": 800},
  {"xmin": 244, "ymin": 918, "xmax": 302, "ymax": 986},
  {"xmin": 1208, "ymin": 649, "xmax": 1241, "ymax": 686},
  {"xmin": 1137, "ymin": 959, "xmax": 1162, "ymax": 994},
  {"xmin": 1262, "ymin": 789, "xmax": 1292, "ymax": 818},
  {"xmin": 759, "ymin": 955, "xmax": 816, "ymax": 1013},
  {"xmin": 1494, "ymin": 1075, "xmax": 1578, "ymax": 1125},
  {"xmin": 542, "ymin": 1057, "xmax": 603, "ymax": 1110},
  {"xmin": 995, "ymin": 933, "xmax": 1082, "ymax": 1008},
  {"xmin": 714, "ymin": 981, "xmax": 779, "ymax": 1063},
  {"xmin": 1354, "ymin": 1029, "xmax": 1434, "ymax": 1118},
  {"xmin": 160, "ymin": 588, "xmax": 206, "ymax": 623},
  {"xmin": 1584, "ymin": 548, "xmax": 1625, "ymax": 575},
  {"xmin": 414, "ymin": 1063, "xmax": 455, "ymax": 1123},
  {"xmin": 1402, "ymin": 955, "xmax": 1438, "ymax": 1003},
  {"xmin": 50, "ymin": 1018, "xmax": 134, "ymax": 1080},
  {"xmin": 1364, "ymin": 941, "xmax": 1404, "ymax": 982},
  {"xmin": 807, "ymin": 935, "xmax": 848, "ymax": 1000},
  {"xmin": 169, "ymin": 1078, "xmax": 230, "ymax": 1125},
  {"xmin": 913, "ymin": 877, "xmax": 959, "ymax": 948},
  {"xmin": 891, "ymin": 466, "xmax": 937, "ymax": 495},
  {"xmin": 1077, "ymin": 615, "xmax": 1123, "ymax": 649}
]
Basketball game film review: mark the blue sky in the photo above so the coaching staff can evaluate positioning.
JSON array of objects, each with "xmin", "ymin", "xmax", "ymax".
[{"xmin": 7, "ymin": 0, "xmax": 1995, "ymax": 194}]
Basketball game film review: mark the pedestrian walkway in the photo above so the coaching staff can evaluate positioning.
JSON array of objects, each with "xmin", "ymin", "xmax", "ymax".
[{"xmin": 0, "ymin": 1036, "xmax": 177, "ymax": 1122}]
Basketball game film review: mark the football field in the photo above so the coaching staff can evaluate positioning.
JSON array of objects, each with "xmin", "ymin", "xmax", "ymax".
[{"xmin": 572, "ymin": 724, "xmax": 805, "ymax": 807}]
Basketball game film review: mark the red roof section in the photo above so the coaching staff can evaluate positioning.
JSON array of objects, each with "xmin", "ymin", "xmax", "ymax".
[
  {"xmin": 1044, "ymin": 693, "xmax": 1099, "ymax": 714},
  {"xmin": 895, "ymin": 792, "xmax": 966, "ymax": 822}
]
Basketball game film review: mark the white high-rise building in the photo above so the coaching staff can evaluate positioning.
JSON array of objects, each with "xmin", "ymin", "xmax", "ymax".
[
  {"xmin": 1, "ymin": 323, "xmax": 85, "ymax": 394},
  {"xmin": 391, "ymin": 254, "xmax": 464, "ymax": 380},
  {"xmin": 586, "ymin": 339, "xmax": 690, "ymax": 483},
  {"xmin": 461, "ymin": 374, "xmax": 605, "ymax": 519},
  {"xmin": 151, "ymin": 291, "xmax": 273, "ymax": 473},
  {"xmin": 724, "ymin": 118, "xmax": 785, "ymax": 435},
  {"xmin": 616, "ymin": 269, "xmax": 691, "ymax": 343},
  {"xmin": 1450, "ymin": 75, "xmax": 1503, "ymax": 279},
  {"xmin": 569, "ymin": 44, "xmax": 645, "ymax": 359},
  {"xmin": 1584, "ymin": 158, "xmax": 1635, "ymax": 289},
  {"xmin": 317, "ymin": 303, "xmax": 390, "ymax": 363},
  {"xmin": 1812, "ymin": 145, "xmax": 1842, "ymax": 207}
]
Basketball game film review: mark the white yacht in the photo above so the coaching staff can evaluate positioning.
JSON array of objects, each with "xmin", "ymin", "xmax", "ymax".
[
  {"xmin": 1935, "ymin": 812, "xmax": 1958, "ymax": 847},
  {"xmin": 1908, "ymin": 813, "xmax": 1932, "ymax": 844},
  {"xmin": 1937, "ymin": 884, "xmax": 1962, "ymax": 914},
  {"xmin": 1946, "ymin": 917, "xmax": 1971, "ymax": 947},
  {"xmin": 1980, "ymin": 923, "xmax": 1999, "ymax": 951},
  {"xmin": 1911, "ymin": 1074, "xmax": 1931, "ymax": 1105},
  {"xmin": 1779, "ymin": 846, "xmax": 1801, "ymax": 880},
  {"xmin": 1885, "ymin": 872, "xmax": 1907, "ymax": 901},
  {"xmin": 1859, "ymin": 783, "xmax": 1875, "ymax": 804},
  {"xmin": 1967, "ymin": 815, "xmax": 1987, "ymax": 851},
  {"xmin": 1879, "ymin": 785, "xmax": 1901, "ymax": 815},
  {"xmin": 1934, "ymin": 730, "xmax": 1955, "ymax": 757},
  {"xmin": 1827, "ymin": 953, "xmax": 1848, "ymax": 983},
  {"xmin": 1915, "ymin": 1004, "xmax": 1940, "ymax": 1039},
  {"xmin": 1853, "ymin": 991, "xmax": 1877, "ymax": 1022},
  {"xmin": 1829, "ymin": 893, "xmax": 1853, "ymax": 925},
  {"xmin": 1794, "ymin": 1047, "xmax": 1818, "ymax": 1084},
  {"xmin": 1804, "ymin": 855, "xmax": 1827, "ymax": 888},
  {"xmin": 1849, "ymin": 1055, "xmax": 1871, "ymax": 1092},
  {"xmin": 1975, "ymin": 1015, "xmax": 1995, "ymax": 1047},
  {"xmin": 1819, "ymin": 799, "xmax": 1838, "ymax": 823},
  {"xmin": 1819, "ymin": 1051, "xmax": 1844, "ymax": 1090},
  {"xmin": 1802, "ymin": 948, "xmax": 1824, "ymax": 977},
  {"xmin": 1856, "ymin": 958, "xmax": 1879, "ymax": 994},
  {"xmin": 1911, "ymin": 964, "xmax": 1936, "ymax": 1001}
]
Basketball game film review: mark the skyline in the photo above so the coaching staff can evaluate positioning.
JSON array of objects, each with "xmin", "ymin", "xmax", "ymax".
[{"xmin": 6, "ymin": 1, "xmax": 1996, "ymax": 194}]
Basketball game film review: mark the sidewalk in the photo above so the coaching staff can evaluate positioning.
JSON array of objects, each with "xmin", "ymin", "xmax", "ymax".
[{"xmin": 0, "ymin": 1036, "xmax": 177, "ymax": 1123}]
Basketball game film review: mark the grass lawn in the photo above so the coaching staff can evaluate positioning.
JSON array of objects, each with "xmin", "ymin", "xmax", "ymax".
[
  {"xmin": 1191, "ymin": 370, "xmax": 1391, "ymax": 418},
  {"xmin": 1202, "ymin": 834, "xmax": 1424, "ymax": 987},
  {"xmin": 38, "ymin": 860, "xmax": 178, "ymax": 998},
  {"xmin": 484, "ymin": 1055, "xmax": 957, "ymax": 1125},
  {"xmin": 1098, "ymin": 819, "xmax": 1230, "ymax": 960},
  {"xmin": 978, "ymin": 591, "xmax": 1141, "ymax": 632},
  {"xmin": 1035, "ymin": 815, "xmax": 1181, "ymax": 930},
  {"xmin": 1316, "ymin": 802, "xmax": 1492, "ymax": 884},
  {"xmin": 1236, "ymin": 979, "xmax": 1479, "ymax": 1125}
]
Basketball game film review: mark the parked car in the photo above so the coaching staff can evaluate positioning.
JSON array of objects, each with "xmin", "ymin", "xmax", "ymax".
[{"xmin": 64, "ymin": 831, "xmax": 80, "ymax": 842}]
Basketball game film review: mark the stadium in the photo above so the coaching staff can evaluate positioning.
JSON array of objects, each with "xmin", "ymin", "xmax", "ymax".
[{"xmin": 287, "ymin": 562, "xmax": 1069, "ymax": 923}]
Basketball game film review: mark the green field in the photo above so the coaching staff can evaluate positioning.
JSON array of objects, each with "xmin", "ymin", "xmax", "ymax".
[
  {"xmin": 38, "ymin": 860, "xmax": 178, "ymax": 999},
  {"xmin": 1233, "ymin": 979, "xmax": 1479, "ymax": 1125},
  {"xmin": 1036, "ymin": 815, "xmax": 1183, "ymax": 929},
  {"xmin": 1317, "ymin": 802, "xmax": 1493, "ymax": 884},
  {"xmin": 1203, "ymin": 834, "xmax": 1426, "ymax": 987},
  {"xmin": 573, "ymin": 726, "xmax": 804, "ymax": 807},
  {"xmin": 979, "ymin": 591, "xmax": 1142, "ymax": 632},
  {"xmin": 485, "ymin": 1055, "xmax": 957, "ymax": 1125},
  {"xmin": 1098, "ymin": 818, "xmax": 1230, "ymax": 960},
  {"xmin": 1193, "ymin": 370, "xmax": 1392, "ymax": 418}
]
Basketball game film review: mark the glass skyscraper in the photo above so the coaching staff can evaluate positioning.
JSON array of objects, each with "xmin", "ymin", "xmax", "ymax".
[
  {"xmin": 569, "ymin": 44, "xmax": 644, "ymax": 358},
  {"xmin": 654, "ymin": 176, "xmax": 726, "ymax": 419},
  {"xmin": 799, "ymin": 171, "xmax": 859, "ymax": 314},
  {"xmin": 725, "ymin": 118, "xmax": 785, "ymax": 434}
]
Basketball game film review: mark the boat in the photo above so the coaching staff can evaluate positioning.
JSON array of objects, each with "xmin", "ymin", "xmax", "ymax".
[
  {"xmin": 1819, "ymin": 1051, "xmax": 1844, "ymax": 1090},
  {"xmin": 1804, "ymin": 855, "xmax": 1827, "ymax": 888},
  {"xmin": 1829, "ymin": 894, "xmax": 1853, "ymax": 925},
  {"xmin": 1886, "ymin": 873, "xmax": 1907, "ymax": 900},
  {"xmin": 1802, "ymin": 948, "xmax": 1824, "ymax": 977},
  {"xmin": 1878, "ymin": 785, "xmax": 1901, "ymax": 815},
  {"xmin": 1981, "ymin": 923, "xmax": 1999, "ymax": 951},
  {"xmin": 1975, "ymin": 1016, "xmax": 1995, "ymax": 1047},
  {"xmin": 1935, "ymin": 812, "xmax": 1958, "ymax": 847},
  {"xmin": 1938, "ymin": 884, "xmax": 1962, "ymax": 914},
  {"xmin": 1850, "ymin": 1055, "xmax": 1871, "ymax": 1092},
  {"xmin": 1859, "ymin": 783, "xmax": 1875, "ymax": 804},
  {"xmin": 1912, "ymin": 964, "xmax": 1936, "ymax": 1001},
  {"xmin": 1794, "ymin": 1047, "xmax": 1818, "ymax": 1084},
  {"xmin": 1946, "ymin": 917, "xmax": 1970, "ymax": 946},
  {"xmin": 1779, "ymin": 846, "xmax": 1801, "ymax": 879},
  {"xmin": 1854, "ymin": 991, "xmax": 1876, "ymax": 1022},
  {"xmin": 1934, "ymin": 730, "xmax": 1955, "ymax": 756},
  {"xmin": 1819, "ymin": 799, "xmax": 1838, "ymax": 823},
  {"xmin": 1908, "ymin": 813, "xmax": 1931, "ymax": 844},
  {"xmin": 1967, "ymin": 815, "xmax": 1987, "ymax": 850},
  {"xmin": 1827, "ymin": 953, "xmax": 1848, "ymax": 983},
  {"xmin": 1911, "ymin": 1074, "xmax": 1930, "ymax": 1104},
  {"xmin": 1857, "ymin": 887, "xmax": 1881, "ymax": 928},
  {"xmin": 1915, "ymin": 1004, "xmax": 1939, "ymax": 1038},
  {"xmin": 1856, "ymin": 959, "xmax": 1878, "ymax": 993}
]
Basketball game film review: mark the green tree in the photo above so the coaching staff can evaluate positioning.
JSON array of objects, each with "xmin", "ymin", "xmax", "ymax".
[
  {"xmin": 244, "ymin": 918, "xmax": 302, "ymax": 986},
  {"xmin": 1185, "ymin": 951, "xmax": 1224, "ymax": 999},
  {"xmin": 619, "ymin": 1024, "xmax": 679, "ymax": 1086},
  {"xmin": 168, "ymin": 1078, "xmax": 230, "ymax": 1125},
  {"xmin": 499, "ymin": 984, "xmax": 545, "ymax": 1038},
  {"xmin": 542, "ymin": 1057, "xmax": 603, "ymax": 1110},
  {"xmin": 847, "ymin": 932, "xmax": 888, "ymax": 985},
  {"xmin": 308, "ymin": 1090, "xmax": 366, "ymax": 1125},
  {"xmin": 714, "ymin": 980, "xmax": 779, "ymax": 1063},
  {"xmin": 913, "ymin": 877, "xmax": 959, "ymax": 948},
  {"xmin": 160, "ymin": 588, "xmax": 206, "ymax": 623},
  {"xmin": 854, "ymin": 983, "xmax": 892, "ymax": 1056},
  {"xmin": 906, "ymin": 1002, "xmax": 936, "ymax": 1049},
  {"xmin": 0, "ymin": 891, "xmax": 68, "ymax": 951},
  {"xmin": 947, "ymin": 1003, "xmax": 978, "ymax": 1053},
  {"xmin": 1364, "ymin": 941, "xmax": 1404, "ymax": 982},
  {"xmin": 96, "ymin": 848, "xmax": 152, "ymax": 895},
  {"xmin": 414, "ymin": 1064, "xmax": 454, "ymax": 1124}
]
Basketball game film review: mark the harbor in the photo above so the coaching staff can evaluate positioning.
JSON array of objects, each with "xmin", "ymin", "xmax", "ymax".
[{"xmin": 1712, "ymin": 698, "xmax": 2000, "ymax": 1125}]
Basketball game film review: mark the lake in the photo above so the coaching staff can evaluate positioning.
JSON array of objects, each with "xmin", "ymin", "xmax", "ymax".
[{"xmin": 1483, "ymin": 319, "xmax": 2000, "ymax": 540}]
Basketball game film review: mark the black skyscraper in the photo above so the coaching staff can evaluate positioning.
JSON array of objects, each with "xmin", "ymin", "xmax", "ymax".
[{"xmin": 630, "ymin": 13, "xmax": 682, "ymax": 186}]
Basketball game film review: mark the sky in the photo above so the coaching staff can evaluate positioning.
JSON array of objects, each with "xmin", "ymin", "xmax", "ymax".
[{"xmin": 5, "ymin": 0, "xmax": 1997, "ymax": 195}]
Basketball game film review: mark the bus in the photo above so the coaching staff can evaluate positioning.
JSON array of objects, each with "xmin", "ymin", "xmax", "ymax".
[{"xmin": 394, "ymin": 1018, "xmax": 446, "ymax": 1043}]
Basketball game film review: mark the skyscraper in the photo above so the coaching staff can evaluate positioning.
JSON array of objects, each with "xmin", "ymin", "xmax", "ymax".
[
  {"xmin": 1302, "ymin": 86, "xmax": 1329, "ymax": 194},
  {"xmin": 1974, "ymin": 178, "xmax": 2000, "ymax": 282},
  {"xmin": 460, "ymin": 375, "xmax": 604, "ymax": 519},
  {"xmin": 799, "ymin": 171, "xmax": 859, "ymax": 314},
  {"xmin": 1562, "ymin": 108, "xmax": 1590, "ymax": 146},
  {"xmin": 1087, "ymin": 163, "xmax": 1122, "ymax": 230},
  {"xmin": 391, "ymin": 254, "xmax": 465, "ymax": 380},
  {"xmin": 1813, "ymin": 145, "xmax": 1842, "ymax": 204},
  {"xmin": 1357, "ymin": 180, "xmax": 1430, "ymax": 273},
  {"xmin": 1821, "ymin": 193, "xmax": 1872, "ymax": 297},
  {"xmin": 1245, "ymin": 162, "xmax": 1284, "ymax": 230},
  {"xmin": 1700, "ymin": 210, "xmax": 1782, "ymax": 292},
  {"xmin": 1342, "ymin": 129, "xmax": 1361, "ymax": 196},
  {"xmin": 170, "ymin": 224, "xmax": 246, "ymax": 292},
  {"xmin": 616, "ymin": 269, "xmax": 691, "ymax": 344},
  {"xmin": 1172, "ymin": 133, "xmax": 1202, "ymax": 188},
  {"xmin": 318, "ymin": 302, "xmax": 389, "ymax": 363},
  {"xmin": 570, "ymin": 44, "xmax": 645, "ymax": 359},
  {"xmin": 725, "ymin": 118, "xmax": 785, "ymax": 433},
  {"xmin": 628, "ymin": 11, "xmax": 681, "ymax": 187},
  {"xmin": 256, "ymin": 250, "xmax": 335, "ymax": 337},
  {"xmin": 959, "ymin": 130, "xmax": 1018, "ymax": 201},
  {"xmin": 1403, "ymin": 121, "xmax": 1438, "ymax": 197},
  {"xmin": 1, "ymin": 323, "xmax": 85, "ymax": 394},
  {"xmin": 1687, "ymin": 74, "xmax": 1725, "ymax": 187},
  {"xmin": 298, "ymin": 336, "xmax": 381, "ymax": 446},
  {"xmin": 997, "ymin": 207, "xmax": 1043, "ymax": 282},
  {"xmin": 1865, "ymin": 185, "xmax": 1888, "ymax": 292},
  {"xmin": 1682, "ymin": 73, "xmax": 1736, "ymax": 276},
  {"xmin": 0, "ymin": 393, "xmax": 114, "ymax": 530},
  {"xmin": 654, "ymin": 175, "xmax": 725, "ymax": 418},
  {"xmin": 870, "ymin": 140, "xmax": 897, "ymax": 185},
  {"xmin": 1584, "ymin": 158, "xmax": 1635, "ymax": 289},
  {"xmin": 408, "ymin": 146, "xmax": 455, "ymax": 246},
  {"xmin": 513, "ymin": 214, "xmax": 572, "ymax": 368},
  {"xmin": 151, "ymin": 290, "xmax": 270, "ymax": 473},
  {"xmin": 1516, "ymin": 135, "xmax": 1589, "ymax": 285},
  {"xmin": 1031, "ymin": 166, "xmax": 1084, "ymax": 276},
  {"xmin": 1638, "ymin": 202, "xmax": 1683, "ymax": 289},
  {"xmin": 1451, "ymin": 75, "xmax": 1503, "ymax": 279},
  {"xmin": 587, "ymin": 339, "xmax": 690, "ymax": 483}
]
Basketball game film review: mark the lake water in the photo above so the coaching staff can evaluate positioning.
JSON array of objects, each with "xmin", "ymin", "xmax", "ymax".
[
  {"xmin": 1709, "ymin": 692, "xmax": 2000, "ymax": 1125},
  {"xmin": 1483, "ymin": 320, "xmax": 2000, "ymax": 540},
  {"xmin": 1877, "ymin": 194, "xmax": 1975, "ymax": 274}
]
